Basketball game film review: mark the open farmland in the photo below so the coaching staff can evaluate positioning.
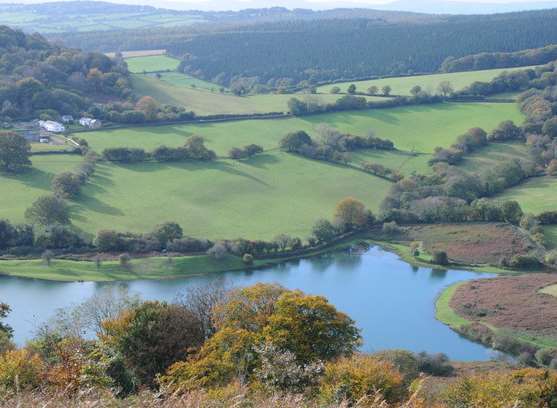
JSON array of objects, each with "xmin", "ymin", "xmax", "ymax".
[
  {"xmin": 317, "ymin": 66, "xmax": 538, "ymax": 96},
  {"xmin": 0, "ymin": 10, "xmax": 205, "ymax": 33},
  {"xmin": 457, "ymin": 142, "xmax": 532, "ymax": 174},
  {"xmin": 131, "ymin": 74, "xmax": 384, "ymax": 115},
  {"xmin": 350, "ymin": 150, "xmax": 432, "ymax": 176},
  {"xmin": 495, "ymin": 176, "xmax": 557, "ymax": 214},
  {"xmin": 0, "ymin": 152, "xmax": 391, "ymax": 240},
  {"xmin": 125, "ymin": 55, "xmax": 180, "ymax": 73},
  {"xmin": 80, "ymin": 102, "xmax": 522, "ymax": 155},
  {"xmin": 0, "ymin": 154, "xmax": 83, "ymax": 222}
]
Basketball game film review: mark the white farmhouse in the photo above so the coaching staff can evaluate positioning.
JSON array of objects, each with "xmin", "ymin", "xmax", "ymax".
[
  {"xmin": 38, "ymin": 120, "xmax": 65, "ymax": 133},
  {"xmin": 79, "ymin": 117, "xmax": 102, "ymax": 129}
]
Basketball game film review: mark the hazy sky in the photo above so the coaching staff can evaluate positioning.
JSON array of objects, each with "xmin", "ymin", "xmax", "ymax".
[{"xmin": 2, "ymin": 0, "xmax": 556, "ymax": 12}]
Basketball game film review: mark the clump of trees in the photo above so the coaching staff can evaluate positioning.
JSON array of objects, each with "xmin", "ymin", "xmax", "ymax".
[
  {"xmin": 229, "ymin": 144, "xmax": 263, "ymax": 160},
  {"xmin": 430, "ymin": 125, "xmax": 523, "ymax": 166},
  {"xmin": 160, "ymin": 283, "xmax": 361, "ymax": 392},
  {"xmin": 103, "ymin": 136, "xmax": 216, "ymax": 163},
  {"xmin": 279, "ymin": 127, "xmax": 394, "ymax": 165},
  {"xmin": 362, "ymin": 162, "xmax": 403, "ymax": 181}
]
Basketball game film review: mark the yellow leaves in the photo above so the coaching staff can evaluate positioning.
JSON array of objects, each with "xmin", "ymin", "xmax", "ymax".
[
  {"xmin": 212, "ymin": 283, "xmax": 286, "ymax": 332},
  {"xmin": 318, "ymin": 355, "xmax": 405, "ymax": 405},
  {"xmin": 161, "ymin": 328, "xmax": 258, "ymax": 392},
  {"xmin": 443, "ymin": 368, "xmax": 557, "ymax": 408},
  {"xmin": 334, "ymin": 196, "xmax": 368, "ymax": 228},
  {"xmin": 0, "ymin": 349, "xmax": 44, "ymax": 390}
]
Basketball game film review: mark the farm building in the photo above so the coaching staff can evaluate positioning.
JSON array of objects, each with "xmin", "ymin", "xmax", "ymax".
[
  {"xmin": 79, "ymin": 117, "xmax": 102, "ymax": 129},
  {"xmin": 61, "ymin": 115, "xmax": 74, "ymax": 123},
  {"xmin": 38, "ymin": 120, "xmax": 65, "ymax": 133}
]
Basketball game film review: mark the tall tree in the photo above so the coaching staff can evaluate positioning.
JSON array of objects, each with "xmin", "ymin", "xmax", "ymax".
[{"xmin": 0, "ymin": 132, "xmax": 31, "ymax": 173}]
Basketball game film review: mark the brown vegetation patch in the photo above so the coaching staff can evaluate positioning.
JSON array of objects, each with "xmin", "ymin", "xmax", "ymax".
[
  {"xmin": 407, "ymin": 223, "xmax": 540, "ymax": 264},
  {"xmin": 451, "ymin": 273, "xmax": 557, "ymax": 339}
]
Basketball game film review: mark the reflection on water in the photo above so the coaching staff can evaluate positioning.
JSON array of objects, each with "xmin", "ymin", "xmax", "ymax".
[{"xmin": 0, "ymin": 246, "xmax": 494, "ymax": 360}]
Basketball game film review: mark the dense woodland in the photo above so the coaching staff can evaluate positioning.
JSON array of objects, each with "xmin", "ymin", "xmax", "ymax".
[
  {"xmin": 0, "ymin": 26, "xmax": 131, "ymax": 121},
  {"xmin": 53, "ymin": 9, "xmax": 557, "ymax": 89}
]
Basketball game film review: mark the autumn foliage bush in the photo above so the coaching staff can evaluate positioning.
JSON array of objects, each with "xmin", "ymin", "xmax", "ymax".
[{"xmin": 318, "ymin": 355, "xmax": 405, "ymax": 405}]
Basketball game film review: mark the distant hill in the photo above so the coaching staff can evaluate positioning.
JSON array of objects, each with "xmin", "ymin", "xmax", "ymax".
[{"xmin": 379, "ymin": 0, "xmax": 557, "ymax": 15}]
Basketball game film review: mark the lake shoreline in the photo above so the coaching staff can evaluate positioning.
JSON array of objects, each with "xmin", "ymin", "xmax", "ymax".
[{"xmin": 0, "ymin": 236, "xmax": 515, "ymax": 283}]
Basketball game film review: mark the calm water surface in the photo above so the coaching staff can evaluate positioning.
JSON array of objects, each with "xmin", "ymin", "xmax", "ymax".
[{"xmin": 0, "ymin": 246, "xmax": 494, "ymax": 360}]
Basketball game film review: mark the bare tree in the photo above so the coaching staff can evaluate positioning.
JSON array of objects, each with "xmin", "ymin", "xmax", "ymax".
[
  {"xmin": 41, "ymin": 286, "xmax": 141, "ymax": 339},
  {"xmin": 175, "ymin": 280, "xmax": 229, "ymax": 340}
]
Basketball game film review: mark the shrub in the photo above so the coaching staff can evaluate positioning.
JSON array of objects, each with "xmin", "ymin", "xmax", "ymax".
[
  {"xmin": 318, "ymin": 355, "xmax": 405, "ymax": 404},
  {"xmin": 42, "ymin": 249, "xmax": 54, "ymax": 266},
  {"xmin": 382, "ymin": 221, "xmax": 402, "ymax": 235},
  {"xmin": 254, "ymin": 343, "xmax": 324, "ymax": 392},
  {"xmin": 101, "ymin": 301, "xmax": 204, "ymax": 387},
  {"xmin": 508, "ymin": 255, "xmax": 542, "ymax": 269},
  {"xmin": 444, "ymin": 368, "xmax": 557, "ymax": 407},
  {"xmin": 207, "ymin": 242, "xmax": 228, "ymax": 260},
  {"xmin": 372, "ymin": 350, "xmax": 420, "ymax": 384},
  {"xmin": 167, "ymin": 237, "xmax": 212, "ymax": 253},
  {"xmin": 415, "ymin": 352, "xmax": 454, "ymax": 376},
  {"xmin": 102, "ymin": 147, "xmax": 147, "ymax": 163},
  {"xmin": 151, "ymin": 222, "xmax": 183, "ymax": 246},
  {"xmin": 242, "ymin": 253, "xmax": 254, "ymax": 265},
  {"xmin": 0, "ymin": 349, "xmax": 44, "ymax": 390},
  {"xmin": 35, "ymin": 225, "xmax": 86, "ymax": 250},
  {"xmin": 119, "ymin": 253, "xmax": 131, "ymax": 267},
  {"xmin": 51, "ymin": 172, "xmax": 82, "ymax": 198},
  {"xmin": 312, "ymin": 219, "xmax": 338, "ymax": 243},
  {"xmin": 432, "ymin": 251, "xmax": 449, "ymax": 265}
]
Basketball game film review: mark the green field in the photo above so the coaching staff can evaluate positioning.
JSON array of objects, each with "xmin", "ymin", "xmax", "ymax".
[
  {"xmin": 495, "ymin": 176, "xmax": 557, "ymax": 214},
  {"xmin": 0, "ymin": 254, "xmax": 250, "ymax": 282},
  {"xmin": 457, "ymin": 142, "xmax": 532, "ymax": 174},
  {"xmin": 80, "ymin": 103, "xmax": 522, "ymax": 155},
  {"xmin": 125, "ymin": 56, "xmax": 180, "ymax": 73},
  {"xmin": 0, "ymin": 152, "xmax": 391, "ymax": 240},
  {"xmin": 0, "ymin": 10, "xmax": 205, "ymax": 33},
  {"xmin": 351, "ymin": 150, "xmax": 432, "ymax": 176},
  {"xmin": 318, "ymin": 66, "xmax": 538, "ymax": 96},
  {"xmin": 0, "ymin": 155, "xmax": 83, "ymax": 222},
  {"xmin": 131, "ymin": 74, "xmax": 383, "ymax": 115},
  {"xmin": 153, "ymin": 72, "xmax": 225, "ymax": 92}
]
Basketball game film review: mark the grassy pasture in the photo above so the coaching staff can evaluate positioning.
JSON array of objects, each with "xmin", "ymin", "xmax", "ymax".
[
  {"xmin": 0, "ymin": 255, "xmax": 249, "ymax": 282},
  {"xmin": 154, "ymin": 72, "xmax": 225, "ymax": 92},
  {"xmin": 125, "ymin": 55, "xmax": 180, "ymax": 73},
  {"xmin": 0, "ymin": 152, "xmax": 391, "ymax": 240},
  {"xmin": 0, "ymin": 155, "xmax": 83, "ymax": 222},
  {"xmin": 457, "ymin": 142, "xmax": 532, "ymax": 174},
  {"xmin": 80, "ymin": 102, "xmax": 522, "ymax": 155},
  {"xmin": 495, "ymin": 176, "xmax": 557, "ymax": 214},
  {"xmin": 350, "ymin": 150, "xmax": 432, "ymax": 176},
  {"xmin": 131, "ymin": 74, "xmax": 383, "ymax": 115},
  {"xmin": 317, "ymin": 66, "xmax": 538, "ymax": 96}
]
